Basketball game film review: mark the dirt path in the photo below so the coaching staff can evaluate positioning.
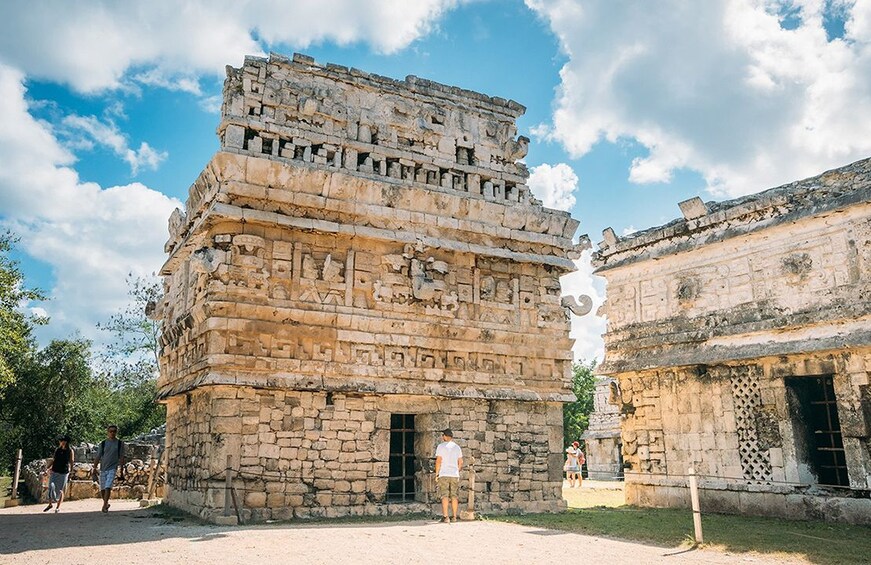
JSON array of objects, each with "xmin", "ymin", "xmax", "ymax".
[{"xmin": 0, "ymin": 498, "xmax": 803, "ymax": 565}]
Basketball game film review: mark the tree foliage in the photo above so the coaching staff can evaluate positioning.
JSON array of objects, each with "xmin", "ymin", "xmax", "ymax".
[
  {"xmin": 93, "ymin": 274, "xmax": 165, "ymax": 439},
  {"xmin": 96, "ymin": 274, "xmax": 162, "ymax": 387},
  {"xmin": 563, "ymin": 359, "xmax": 598, "ymax": 448},
  {"xmin": 0, "ymin": 232, "xmax": 45, "ymax": 394},
  {"xmin": 0, "ymin": 339, "xmax": 99, "ymax": 467},
  {"xmin": 0, "ymin": 243, "xmax": 166, "ymax": 472}
]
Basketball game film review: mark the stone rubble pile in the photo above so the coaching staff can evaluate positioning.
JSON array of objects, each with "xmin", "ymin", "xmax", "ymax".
[{"xmin": 20, "ymin": 430, "xmax": 166, "ymax": 503}]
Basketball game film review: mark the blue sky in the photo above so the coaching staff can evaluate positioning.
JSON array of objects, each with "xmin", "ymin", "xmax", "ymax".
[{"xmin": 1, "ymin": 0, "xmax": 868, "ymax": 361}]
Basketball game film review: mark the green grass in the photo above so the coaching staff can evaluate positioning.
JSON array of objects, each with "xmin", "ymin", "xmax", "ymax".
[
  {"xmin": 493, "ymin": 506, "xmax": 871, "ymax": 565},
  {"xmin": 0, "ymin": 476, "xmax": 11, "ymax": 506}
]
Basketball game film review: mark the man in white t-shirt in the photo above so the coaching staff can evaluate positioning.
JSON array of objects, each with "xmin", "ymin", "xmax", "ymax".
[{"xmin": 434, "ymin": 428, "xmax": 463, "ymax": 523}]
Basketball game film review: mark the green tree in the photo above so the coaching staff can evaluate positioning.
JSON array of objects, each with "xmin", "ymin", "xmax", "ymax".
[
  {"xmin": 94, "ymin": 274, "xmax": 165, "ymax": 437},
  {"xmin": 96, "ymin": 274, "xmax": 162, "ymax": 386},
  {"xmin": 0, "ymin": 339, "xmax": 99, "ymax": 466},
  {"xmin": 0, "ymin": 240, "xmax": 166, "ymax": 472},
  {"xmin": 563, "ymin": 359, "xmax": 598, "ymax": 448},
  {"xmin": 0, "ymin": 232, "xmax": 45, "ymax": 394}
]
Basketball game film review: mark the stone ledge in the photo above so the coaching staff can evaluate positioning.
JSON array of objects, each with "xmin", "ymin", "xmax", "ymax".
[
  {"xmin": 594, "ymin": 158, "xmax": 871, "ymax": 271},
  {"xmin": 157, "ymin": 373, "xmax": 576, "ymax": 403}
]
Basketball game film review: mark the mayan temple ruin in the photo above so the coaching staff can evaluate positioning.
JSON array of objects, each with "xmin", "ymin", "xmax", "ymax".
[
  {"xmin": 152, "ymin": 53, "xmax": 591, "ymax": 523},
  {"xmin": 593, "ymin": 159, "xmax": 871, "ymax": 525}
]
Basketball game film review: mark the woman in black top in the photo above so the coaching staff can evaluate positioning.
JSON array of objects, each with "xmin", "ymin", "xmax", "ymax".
[{"xmin": 44, "ymin": 435, "xmax": 74, "ymax": 513}]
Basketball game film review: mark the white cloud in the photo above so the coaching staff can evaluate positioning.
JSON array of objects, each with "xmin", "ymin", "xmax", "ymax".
[
  {"xmin": 132, "ymin": 69, "xmax": 203, "ymax": 95},
  {"xmin": 621, "ymin": 226, "xmax": 637, "ymax": 237},
  {"xmin": 560, "ymin": 250, "xmax": 607, "ymax": 362},
  {"xmin": 198, "ymin": 95, "xmax": 224, "ymax": 115},
  {"xmin": 60, "ymin": 114, "xmax": 167, "ymax": 175},
  {"xmin": 0, "ymin": 64, "xmax": 180, "ymax": 343},
  {"xmin": 527, "ymin": 163, "xmax": 579, "ymax": 211},
  {"xmin": 526, "ymin": 0, "xmax": 871, "ymax": 198},
  {"xmin": 0, "ymin": 0, "xmax": 462, "ymax": 94},
  {"xmin": 29, "ymin": 306, "xmax": 48, "ymax": 318}
]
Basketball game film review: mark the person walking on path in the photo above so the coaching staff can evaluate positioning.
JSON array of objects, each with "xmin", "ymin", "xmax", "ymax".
[
  {"xmin": 434, "ymin": 428, "xmax": 463, "ymax": 523},
  {"xmin": 93, "ymin": 424, "xmax": 125, "ymax": 513},
  {"xmin": 564, "ymin": 441, "xmax": 583, "ymax": 488},
  {"xmin": 43, "ymin": 435, "xmax": 74, "ymax": 513}
]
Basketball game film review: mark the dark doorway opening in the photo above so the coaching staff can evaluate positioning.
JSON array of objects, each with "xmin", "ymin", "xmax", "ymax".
[
  {"xmin": 786, "ymin": 375, "xmax": 849, "ymax": 487},
  {"xmin": 387, "ymin": 413, "xmax": 416, "ymax": 501}
]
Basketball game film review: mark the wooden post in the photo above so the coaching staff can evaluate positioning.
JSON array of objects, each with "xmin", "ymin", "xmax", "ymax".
[
  {"xmin": 146, "ymin": 447, "xmax": 163, "ymax": 498},
  {"xmin": 141, "ymin": 448, "xmax": 167, "ymax": 507},
  {"xmin": 688, "ymin": 467, "xmax": 704, "ymax": 544},
  {"xmin": 6, "ymin": 449, "xmax": 22, "ymax": 507},
  {"xmin": 460, "ymin": 469, "xmax": 475, "ymax": 521},
  {"xmin": 230, "ymin": 485, "xmax": 243, "ymax": 525},
  {"xmin": 223, "ymin": 455, "xmax": 234, "ymax": 517},
  {"xmin": 144, "ymin": 446, "xmax": 158, "ymax": 498}
]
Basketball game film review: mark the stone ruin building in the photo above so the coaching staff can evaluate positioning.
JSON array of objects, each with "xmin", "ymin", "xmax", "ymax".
[
  {"xmin": 580, "ymin": 377, "xmax": 623, "ymax": 480},
  {"xmin": 153, "ymin": 53, "xmax": 591, "ymax": 523},
  {"xmin": 593, "ymin": 158, "xmax": 871, "ymax": 525}
]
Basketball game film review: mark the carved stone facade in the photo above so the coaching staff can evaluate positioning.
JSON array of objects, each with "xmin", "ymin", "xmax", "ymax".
[
  {"xmin": 154, "ymin": 53, "xmax": 588, "ymax": 523},
  {"xmin": 593, "ymin": 159, "xmax": 871, "ymax": 525},
  {"xmin": 580, "ymin": 377, "xmax": 622, "ymax": 480}
]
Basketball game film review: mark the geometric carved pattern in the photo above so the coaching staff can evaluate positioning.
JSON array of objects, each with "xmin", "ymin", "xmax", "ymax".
[{"xmin": 730, "ymin": 368, "xmax": 773, "ymax": 483}]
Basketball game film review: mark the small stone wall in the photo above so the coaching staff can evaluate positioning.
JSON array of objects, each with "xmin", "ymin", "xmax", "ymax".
[{"xmin": 22, "ymin": 443, "xmax": 166, "ymax": 503}]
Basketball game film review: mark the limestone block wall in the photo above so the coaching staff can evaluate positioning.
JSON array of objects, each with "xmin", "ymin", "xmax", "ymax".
[
  {"xmin": 616, "ymin": 352, "xmax": 871, "ymax": 524},
  {"xmin": 165, "ymin": 386, "xmax": 565, "ymax": 522}
]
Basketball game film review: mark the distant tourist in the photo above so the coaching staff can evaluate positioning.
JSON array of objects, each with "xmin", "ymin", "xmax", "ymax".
[
  {"xmin": 93, "ymin": 424, "xmax": 125, "ymax": 513},
  {"xmin": 564, "ymin": 441, "xmax": 584, "ymax": 488},
  {"xmin": 434, "ymin": 428, "xmax": 463, "ymax": 523},
  {"xmin": 43, "ymin": 435, "xmax": 74, "ymax": 513}
]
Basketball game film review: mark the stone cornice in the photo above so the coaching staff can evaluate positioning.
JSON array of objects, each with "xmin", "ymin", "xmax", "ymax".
[
  {"xmin": 593, "ymin": 157, "xmax": 871, "ymax": 272},
  {"xmin": 599, "ymin": 301, "xmax": 871, "ymax": 374},
  {"xmin": 156, "ymin": 371, "xmax": 576, "ymax": 403},
  {"xmin": 599, "ymin": 330, "xmax": 871, "ymax": 374}
]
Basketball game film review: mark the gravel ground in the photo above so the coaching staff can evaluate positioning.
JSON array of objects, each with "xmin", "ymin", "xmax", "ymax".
[{"xmin": 0, "ymin": 498, "xmax": 801, "ymax": 565}]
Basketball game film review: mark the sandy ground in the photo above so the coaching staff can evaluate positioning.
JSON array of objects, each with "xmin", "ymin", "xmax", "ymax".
[{"xmin": 0, "ymin": 495, "xmax": 800, "ymax": 565}]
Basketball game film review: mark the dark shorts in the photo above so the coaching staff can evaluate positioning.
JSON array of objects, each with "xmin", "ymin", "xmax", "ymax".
[{"xmin": 437, "ymin": 476, "xmax": 459, "ymax": 499}]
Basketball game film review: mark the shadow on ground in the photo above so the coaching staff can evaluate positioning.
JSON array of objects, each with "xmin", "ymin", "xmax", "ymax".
[{"xmin": 0, "ymin": 500, "xmax": 435, "ymax": 555}]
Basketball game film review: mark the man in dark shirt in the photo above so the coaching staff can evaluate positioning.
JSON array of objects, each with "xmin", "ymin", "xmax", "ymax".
[
  {"xmin": 93, "ymin": 425, "xmax": 125, "ymax": 513},
  {"xmin": 44, "ymin": 435, "xmax": 73, "ymax": 513}
]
